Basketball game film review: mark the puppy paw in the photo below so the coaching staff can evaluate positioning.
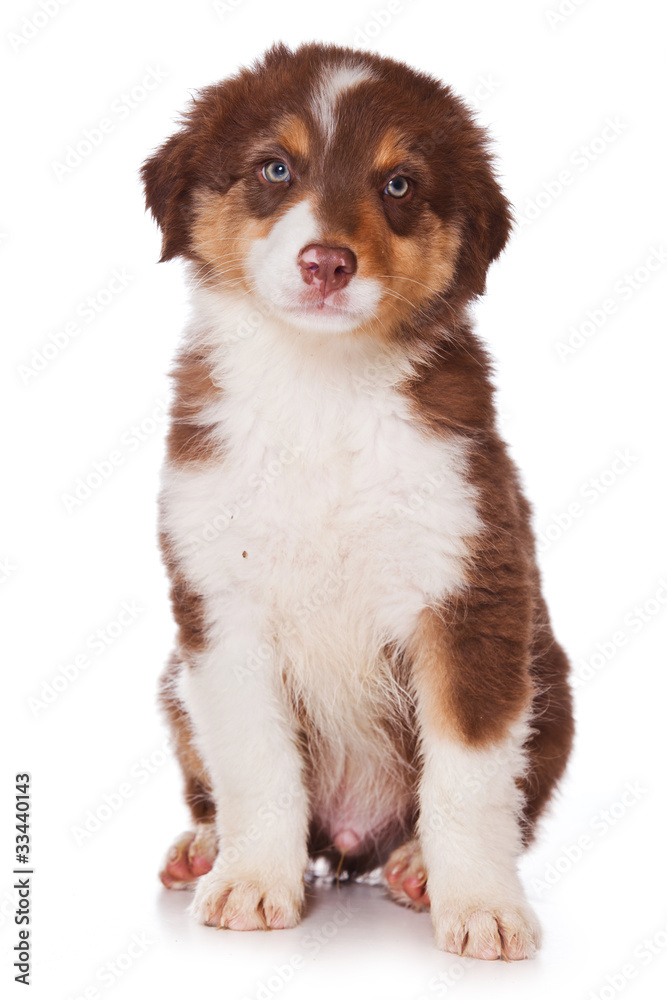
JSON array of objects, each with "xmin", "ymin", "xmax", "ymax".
[
  {"xmin": 190, "ymin": 868, "xmax": 304, "ymax": 931},
  {"xmin": 384, "ymin": 840, "xmax": 430, "ymax": 911},
  {"xmin": 159, "ymin": 825, "xmax": 218, "ymax": 889},
  {"xmin": 433, "ymin": 902, "xmax": 541, "ymax": 961}
]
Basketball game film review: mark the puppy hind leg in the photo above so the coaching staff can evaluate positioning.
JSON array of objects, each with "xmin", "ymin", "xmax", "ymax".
[
  {"xmin": 157, "ymin": 652, "xmax": 218, "ymax": 889},
  {"xmin": 384, "ymin": 838, "xmax": 430, "ymax": 910}
]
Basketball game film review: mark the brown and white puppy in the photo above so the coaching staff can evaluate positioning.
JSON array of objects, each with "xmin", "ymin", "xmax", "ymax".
[{"xmin": 143, "ymin": 42, "xmax": 574, "ymax": 960}]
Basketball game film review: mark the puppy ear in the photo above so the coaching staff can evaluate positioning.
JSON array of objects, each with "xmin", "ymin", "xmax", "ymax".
[
  {"xmin": 141, "ymin": 132, "xmax": 193, "ymax": 262},
  {"xmin": 456, "ymin": 159, "xmax": 513, "ymax": 298},
  {"xmin": 432, "ymin": 91, "xmax": 513, "ymax": 300}
]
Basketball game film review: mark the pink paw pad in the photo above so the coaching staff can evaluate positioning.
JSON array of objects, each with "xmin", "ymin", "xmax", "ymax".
[
  {"xmin": 159, "ymin": 828, "xmax": 216, "ymax": 889},
  {"xmin": 384, "ymin": 841, "xmax": 430, "ymax": 910}
]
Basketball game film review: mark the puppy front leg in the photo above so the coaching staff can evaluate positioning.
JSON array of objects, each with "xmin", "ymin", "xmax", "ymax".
[
  {"xmin": 181, "ymin": 624, "xmax": 309, "ymax": 931},
  {"xmin": 411, "ymin": 603, "xmax": 541, "ymax": 960}
]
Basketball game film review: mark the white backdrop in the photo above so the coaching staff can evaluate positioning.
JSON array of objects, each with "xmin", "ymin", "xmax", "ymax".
[{"xmin": 2, "ymin": 1, "xmax": 666, "ymax": 998}]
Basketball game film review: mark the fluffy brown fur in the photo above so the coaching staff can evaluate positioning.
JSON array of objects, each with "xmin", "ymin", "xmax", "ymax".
[{"xmin": 143, "ymin": 42, "xmax": 574, "ymax": 957}]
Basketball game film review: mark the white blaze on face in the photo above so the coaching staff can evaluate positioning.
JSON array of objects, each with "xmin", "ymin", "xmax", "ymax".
[
  {"xmin": 246, "ymin": 198, "xmax": 382, "ymax": 334},
  {"xmin": 310, "ymin": 62, "xmax": 376, "ymax": 144}
]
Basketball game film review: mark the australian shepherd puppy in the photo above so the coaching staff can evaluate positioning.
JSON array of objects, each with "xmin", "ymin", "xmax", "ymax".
[{"xmin": 142, "ymin": 42, "xmax": 574, "ymax": 960}]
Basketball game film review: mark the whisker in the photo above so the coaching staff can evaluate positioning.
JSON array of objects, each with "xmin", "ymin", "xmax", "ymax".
[
  {"xmin": 186, "ymin": 256, "xmax": 243, "ymax": 278},
  {"xmin": 383, "ymin": 288, "xmax": 418, "ymax": 308},
  {"xmin": 186, "ymin": 274, "xmax": 248, "ymax": 296},
  {"xmin": 377, "ymin": 274, "xmax": 457, "ymax": 319},
  {"xmin": 363, "ymin": 306, "xmax": 394, "ymax": 342},
  {"xmin": 376, "ymin": 274, "xmax": 441, "ymax": 296},
  {"xmin": 190, "ymin": 259, "xmax": 243, "ymax": 281},
  {"xmin": 185, "ymin": 258, "xmax": 249, "ymax": 292}
]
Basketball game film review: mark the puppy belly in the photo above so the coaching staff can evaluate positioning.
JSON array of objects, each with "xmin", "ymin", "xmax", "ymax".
[
  {"xmin": 308, "ymin": 751, "xmax": 416, "ymax": 865},
  {"xmin": 316, "ymin": 780, "xmax": 413, "ymax": 856}
]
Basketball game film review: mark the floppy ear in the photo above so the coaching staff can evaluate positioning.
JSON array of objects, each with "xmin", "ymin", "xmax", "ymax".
[
  {"xmin": 434, "ymin": 92, "xmax": 513, "ymax": 300},
  {"xmin": 141, "ymin": 80, "xmax": 240, "ymax": 262},
  {"xmin": 456, "ymin": 161, "xmax": 513, "ymax": 298},
  {"xmin": 458, "ymin": 138, "xmax": 512, "ymax": 295},
  {"xmin": 141, "ymin": 132, "xmax": 194, "ymax": 262}
]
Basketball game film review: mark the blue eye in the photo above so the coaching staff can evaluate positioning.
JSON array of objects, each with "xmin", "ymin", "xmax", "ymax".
[
  {"xmin": 262, "ymin": 160, "xmax": 291, "ymax": 183},
  {"xmin": 384, "ymin": 176, "xmax": 411, "ymax": 198}
]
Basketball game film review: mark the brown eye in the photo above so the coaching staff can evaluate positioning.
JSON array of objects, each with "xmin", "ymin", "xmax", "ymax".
[
  {"xmin": 262, "ymin": 160, "xmax": 291, "ymax": 183},
  {"xmin": 384, "ymin": 176, "xmax": 411, "ymax": 198}
]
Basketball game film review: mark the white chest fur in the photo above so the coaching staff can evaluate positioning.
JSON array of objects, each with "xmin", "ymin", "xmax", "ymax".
[
  {"xmin": 163, "ymin": 291, "xmax": 482, "ymax": 833},
  {"xmin": 164, "ymin": 290, "xmax": 480, "ymax": 656}
]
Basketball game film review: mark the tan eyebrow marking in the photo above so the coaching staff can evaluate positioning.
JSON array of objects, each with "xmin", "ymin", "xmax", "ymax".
[
  {"xmin": 373, "ymin": 129, "xmax": 412, "ymax": 173},
  {"xmin": 274, "ymin": 115, "xmax": 311, "ymax": 160}
]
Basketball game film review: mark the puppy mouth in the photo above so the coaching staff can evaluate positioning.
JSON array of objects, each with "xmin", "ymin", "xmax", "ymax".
[
  {"xmin": 274, "ymin": 297, "xmax": 366, "ymax": 330},
  {"xmin": 294, "ymin": 292, "xmax": 356, "ymax": 315},
  {"xmin": 251, "ymin": 282, "xmax": 373, "ymax": 328}
]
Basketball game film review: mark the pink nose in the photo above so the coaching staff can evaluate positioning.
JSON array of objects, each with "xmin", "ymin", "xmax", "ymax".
[{"xmin": 298, "ymin": 244, "xmax": 357, "ymax": 297}]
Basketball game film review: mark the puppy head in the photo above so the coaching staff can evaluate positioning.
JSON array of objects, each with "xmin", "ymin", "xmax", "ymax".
[{"xmin": 142, "ymin": 43, "xmax": 511, "ymax": 336}]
